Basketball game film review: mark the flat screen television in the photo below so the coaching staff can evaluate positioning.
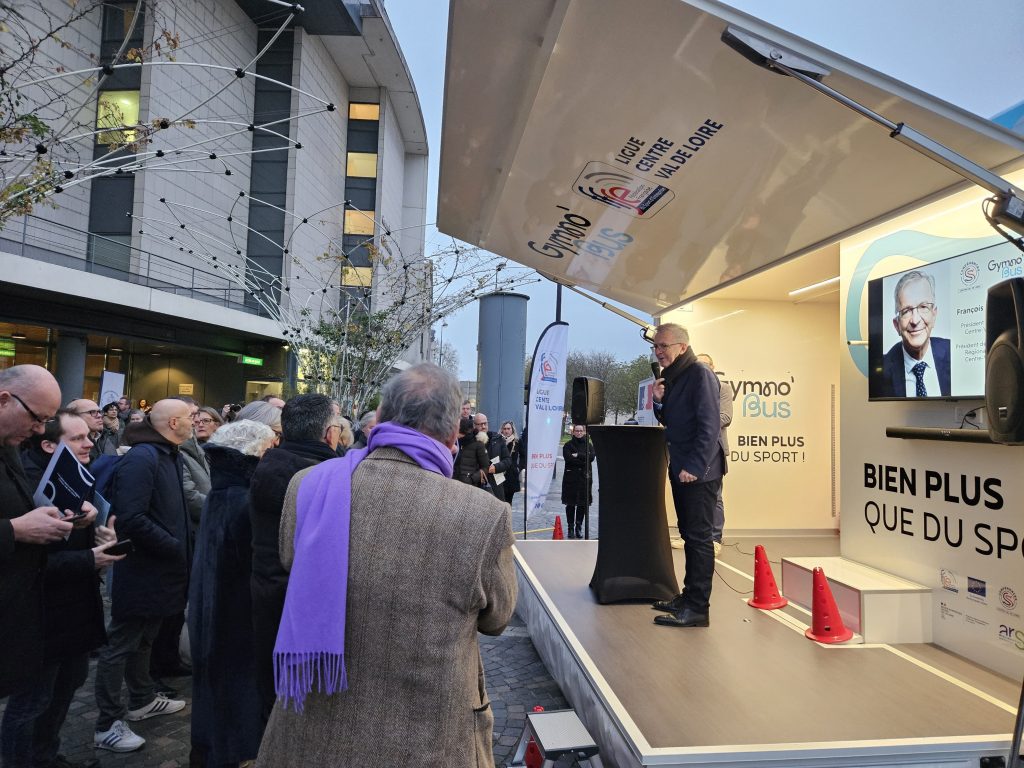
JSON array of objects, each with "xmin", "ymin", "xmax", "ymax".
[{"xmin": 867, "ymin": 240, "xmax": 1022, "ymax": 400}]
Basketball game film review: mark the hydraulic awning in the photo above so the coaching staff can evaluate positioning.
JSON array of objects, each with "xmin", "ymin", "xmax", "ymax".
[{"xmin": 437, "ymin": 0, "xmax": 1024, "ymax": 315}]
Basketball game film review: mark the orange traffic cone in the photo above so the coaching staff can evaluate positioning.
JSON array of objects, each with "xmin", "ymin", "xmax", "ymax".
[
  {"xmin": 805, "ymin": 567, "xmax": 853, "ymax": 643},
  {"xmin": 552, "ymin": 516, "xmax": 564, "ymax": 540},
  {"xmin": 525, "ymin": 706, "xmax": 545, "ymax": 768},
  {"xmin": 747, "ymin": 544, "xmax": 788, "ymax": 610}
]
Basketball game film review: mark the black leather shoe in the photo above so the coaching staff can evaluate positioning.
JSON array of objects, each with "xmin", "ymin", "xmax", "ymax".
[
  {"xmin": 654, "ymin": 608, "xmax": 710, "ymax": 628},
  {"xmin": 651, "ymin": 593, "xmax": 686, "ymax": 613}
]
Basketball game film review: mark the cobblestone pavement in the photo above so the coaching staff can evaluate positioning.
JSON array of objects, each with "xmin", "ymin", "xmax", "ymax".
[{"xmin": 2, "ymin": 459, "xmax": 591, "ymax": 768}]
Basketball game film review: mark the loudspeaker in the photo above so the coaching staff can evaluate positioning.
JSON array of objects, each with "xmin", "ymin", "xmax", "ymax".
[
  {"xmin": 571, "ymin": 377, "xmax": 605, "ymax": 425},
  {"xmin": 985, "ymin": 278, "xmax": 1024, "ymax": 444}
]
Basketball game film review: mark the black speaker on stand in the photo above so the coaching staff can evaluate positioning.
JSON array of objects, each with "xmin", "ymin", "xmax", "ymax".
[
  {"xmin": 571, "ymin": 377, "xmax": 605, "ymax": 425},
  {"xmin": 985, "ymin": 278, "xmax": 1024, "ymax": 444}
]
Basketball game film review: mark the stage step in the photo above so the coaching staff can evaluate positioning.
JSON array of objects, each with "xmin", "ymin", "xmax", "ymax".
[
  {"xmin": 508, "ymin": 709, "xmax": 604, "ymax": 768},
  {"xmin": 781, "ymin": 556, "xmax": 932, "ymax": 643}
]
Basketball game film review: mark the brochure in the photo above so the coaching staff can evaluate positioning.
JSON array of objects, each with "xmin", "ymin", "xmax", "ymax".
[{"xmin": 32, "ymin": 442, "xmax": 96, "ymax": 516}]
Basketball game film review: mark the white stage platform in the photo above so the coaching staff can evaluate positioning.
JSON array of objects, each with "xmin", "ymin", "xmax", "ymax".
[{"xmin": 513, "ymin": 538, "xmax": 1019, "ymax": 768}]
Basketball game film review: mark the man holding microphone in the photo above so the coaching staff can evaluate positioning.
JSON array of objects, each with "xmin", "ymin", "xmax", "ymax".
[{"xmin": 649, "ymin": 324, "xmax": 726, "ymax": 628}]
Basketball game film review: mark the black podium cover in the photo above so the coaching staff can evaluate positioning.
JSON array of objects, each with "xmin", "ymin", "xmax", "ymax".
[{"xmin": 587, "ymin": 425, "xmax": 679, "ymax": 604}]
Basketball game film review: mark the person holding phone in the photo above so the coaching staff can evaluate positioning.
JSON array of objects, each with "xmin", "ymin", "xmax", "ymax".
[{"xmin": 2, "ymin": 410, "xmax": 124, "ymax": 768}]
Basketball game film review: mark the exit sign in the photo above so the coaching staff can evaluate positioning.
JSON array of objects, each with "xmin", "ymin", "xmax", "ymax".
[{"xmin": 240, "ymin": 355, "xmax": 263, "ymax": 366}]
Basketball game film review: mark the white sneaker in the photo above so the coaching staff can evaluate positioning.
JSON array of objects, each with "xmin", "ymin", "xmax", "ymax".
[
  {"xmin": 714, "ymin": 541, "xmax": 722, "ymax": 557},
  {"xmin": 95, "ymin": 720, "xmax": 145, "ymax": 752},
  {"xmin": 125, "ymin": 693, "xmax": 186, "ymax": 722}
]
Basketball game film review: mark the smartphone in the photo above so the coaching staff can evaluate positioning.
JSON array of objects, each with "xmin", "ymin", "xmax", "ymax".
[
  {"xmin": 105, "ymin": 539, "xmax": 134, "ymax": 556},
  {"xmin": 64, "ymin": 510, "xmax": 88, "ymax": 522}
]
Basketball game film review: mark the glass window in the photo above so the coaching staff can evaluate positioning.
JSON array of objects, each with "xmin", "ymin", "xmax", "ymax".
[
  {"xmin": 349, "ymin": 103, "xmax": 380, "ymax": 121},
  {"xmin": 340, "ymin": 266, "xmax": 372, "ymax": 287},
  {"xmin": 343, "ymin": 210, "xmax": 375, "ymax": 236},
  {"xmin": 346, "ymin": 152, "xmax": 377, "ymax": 178},
  {"xmin": 96, "ymin": 90, "xmax": 140, "ymax": 145}
]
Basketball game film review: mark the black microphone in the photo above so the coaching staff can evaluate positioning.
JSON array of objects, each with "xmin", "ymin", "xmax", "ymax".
[{"xmin": 650, "ymin": 360, "xmax": 662, "ymax": 379}]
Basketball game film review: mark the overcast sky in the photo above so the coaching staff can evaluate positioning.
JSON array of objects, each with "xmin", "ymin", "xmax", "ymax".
[{"xmin": 383, "ymin": 0, "xmax": 1024, "ymax": 379}]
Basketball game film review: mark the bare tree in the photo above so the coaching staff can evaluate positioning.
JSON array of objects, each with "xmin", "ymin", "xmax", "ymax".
[{"xmin": 438, "ymin": 341, "xmax": 460, "ymax": 376}]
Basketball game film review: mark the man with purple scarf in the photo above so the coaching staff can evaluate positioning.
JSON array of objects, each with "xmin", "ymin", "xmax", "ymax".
[{"xmin": 256, "ymin": 364, "xmax": 516, "ymax": 768}]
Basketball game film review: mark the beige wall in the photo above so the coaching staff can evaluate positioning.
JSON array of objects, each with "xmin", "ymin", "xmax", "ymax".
[{"xmin": 660, "ymin": 297, "xmax": 839, "ymax": 533}]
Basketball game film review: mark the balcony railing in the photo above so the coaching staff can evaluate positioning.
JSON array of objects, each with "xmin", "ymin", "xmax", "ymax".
[{"xmin": 0, "ymin": 215, "xmax": 267, "ymax": 315}]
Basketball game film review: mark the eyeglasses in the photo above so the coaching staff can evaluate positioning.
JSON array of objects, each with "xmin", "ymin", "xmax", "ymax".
[
  {"xmin": 651, "ymin": 342, "xmax": 682, "ymax": 352},
  {"xmin": 9, "ymin": 392, "xmax": 53, "ymax": 425},
  {"xmin": 896, "ymin": 302, "xmax": 936, "ymax": 320},
  {"xmin": 195, "ymin": 417, "xmax": 216, "ymax": 425},
  {"xmin": 77, "ymin": 409, "xmax": 102, "ymax": 417}
]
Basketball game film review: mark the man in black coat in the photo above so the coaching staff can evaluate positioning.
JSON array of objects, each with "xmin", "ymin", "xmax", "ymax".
[
  {"xmin": 93, "ymin": 399, "xmax": 194, "ymax": 754},
  {"xmin": 249, "ymin": 394, "xmax": 341, "ymax": 729},
  {"xmin": 3, "ymin": 411, "xmax": 122, "ymax": 768},
  {"xmin": 0, "ymin": 365, "xmax": 70, "ymax": 702},
  {"xmin": 650, "ymin": 323, "xmax": 726, "ymax": 629},
  {"xmin": 472, "ymin": 412, "xmax": 512, "ymax": 498}
]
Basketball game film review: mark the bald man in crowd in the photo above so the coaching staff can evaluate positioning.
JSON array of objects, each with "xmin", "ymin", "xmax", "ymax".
[
  {"xmin": 0, "ymin": 365, "xmax": 72, "ymax": 700},
  {"xmin": 93, "ymin": 399, "xmax": 193, "ymax": 753}
]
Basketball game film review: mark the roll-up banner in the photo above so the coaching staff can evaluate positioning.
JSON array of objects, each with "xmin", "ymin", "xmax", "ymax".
[{"xmin": 524, "ymin": 321, "xmax": 569, "ymax": 537}]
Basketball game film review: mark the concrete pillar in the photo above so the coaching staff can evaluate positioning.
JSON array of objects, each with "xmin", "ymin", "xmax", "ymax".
[
  {"xmin": 54, "ymin": 332, "xmax": 88, "ymax": 402},
  {"xmin": 477, "ymin": 292, "xmax": 529, "ymax": 429}
]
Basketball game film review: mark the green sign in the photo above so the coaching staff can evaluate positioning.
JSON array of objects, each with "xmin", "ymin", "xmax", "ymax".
[
  {"xmin": 0, "ymin": 340, "xmax": 14, "ymax": 358},
  {"xmin": 240, "ymin": 355, "xmax": 263, "ymax": 366}
]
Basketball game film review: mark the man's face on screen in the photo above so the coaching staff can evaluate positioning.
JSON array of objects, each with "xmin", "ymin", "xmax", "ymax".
[{"xmin": 893, "ymin": 277, "xmax": 937, "ymax": 360}]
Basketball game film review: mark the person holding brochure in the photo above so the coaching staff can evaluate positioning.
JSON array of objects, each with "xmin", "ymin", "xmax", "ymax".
[
  {"xmin": 473, "ymin": 412, "xmax": 512, "ymax": 498},
  {"xmin": 2, "ymin": 410, "xmax": 123, "ymax": 768},
  {"xmin": 0, "ymin": 365, "xmax": 73, "ymax": 702}
]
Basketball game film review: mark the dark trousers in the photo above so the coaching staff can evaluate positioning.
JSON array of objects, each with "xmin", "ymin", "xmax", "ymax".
[
  {"xmin": 150, "ymin": 611, "xmax": 186, "ymax": 675},
  {"xmin": 1, "ymin": 653, "xmax": 89, "ymax": 768},
  {"xmin": 94, "ymin": 616, "xmax": 163, "ymax": 731},
  {"xmin": 564, "ymin": 505, "xmax": 588, "ymax": 537},
  {"xmin": 669, "ymin": 474, "xmax": 721, "ymax": 613},
  {"xmin": 712, "ymin": 484, "xmax": 725, "ymax": 543}
]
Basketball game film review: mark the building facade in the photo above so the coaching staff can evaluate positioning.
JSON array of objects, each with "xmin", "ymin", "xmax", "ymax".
[{"xmin": 0, "ymin": 0, "xmax": 428, "ymax": 408}]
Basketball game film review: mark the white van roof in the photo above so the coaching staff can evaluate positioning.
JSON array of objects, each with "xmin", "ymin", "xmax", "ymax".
[{"xmin": 437, "ymin": 0, "xmax": 1024, "ymax": 315}]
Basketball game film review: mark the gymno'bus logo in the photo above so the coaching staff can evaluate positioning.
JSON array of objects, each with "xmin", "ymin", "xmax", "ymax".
[
  {"xmin": 960, "ymin": 261, "xmax": 980, "ymax": 286},
  {"xmin": 573, "ymin": 161, "xmax": 674, "ymax": 218}
]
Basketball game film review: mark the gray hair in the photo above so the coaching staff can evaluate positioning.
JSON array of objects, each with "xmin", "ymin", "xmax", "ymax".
[
  {"xmin": 236, "ymin": 401, "xmax": 282, "ymax": 430},
  {"xmin": 338, "ymin": 417, "xmax": 354, "ymax": 448},
  {"xmin": 892, "ymin": 269, "xmax": 936, "ymax": 315},
  {"xmin": 207, "ymin": 419, "xmax": 276, "ymax": 456},
  {"xmin": 378, "ymin": 363, "xmax": 461, "ymax": 442},
  {"xmin": 281, "ymin": 393, "xmax": 333, "ymax": 442},
  {"xmin": 654, "ymin": 322, "xmax": 689, "ymax": 344},
  {"xmin": 357, "ymin": 410, "xmax": 377, "ymax": 431}
]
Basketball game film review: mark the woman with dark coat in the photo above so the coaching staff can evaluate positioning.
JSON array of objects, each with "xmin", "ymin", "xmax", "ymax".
[
  {"xmin": 188, "ymin": 420, "xmax": 277, "ymax": 768},
  {"xmin": 561, "ymin": 424, "xmax": 595, "ymax": 539},
  {"xmin": 499, "ymin": 420, "xmax": 524, "ymax": 505},
  {"xmin": 455, "ymin": 416, "xmax": 490, "ymax": 492}
]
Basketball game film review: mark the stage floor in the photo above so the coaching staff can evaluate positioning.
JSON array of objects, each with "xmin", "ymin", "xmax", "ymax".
[{"xmin": 513, "ymin": 535, "xmax": 1019, "ymax": 767}]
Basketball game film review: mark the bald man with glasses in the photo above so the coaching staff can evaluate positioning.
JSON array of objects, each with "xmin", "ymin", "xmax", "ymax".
[{"xmin": 649, "ymin": 323, "xmax": 726, "ymax": 629}]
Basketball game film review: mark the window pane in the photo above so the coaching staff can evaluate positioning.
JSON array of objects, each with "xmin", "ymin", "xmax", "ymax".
[
  {"xmin": 346, "ymin": 152, "xmax": 377, "ymax": 178},
  {"xmin": 340, "ymin": 266, "xmax": 372, "ymax": 287},
  {"xmin": 343, "ymin": 210, "xmax": 374, "ymax": 236},
  {"xmin": 96, "ymin": 90, "xmax": 140, "ymax": 145},
  {"xmin": 349, "ymin": 103, "xmax": 379, "ymax": 121}
]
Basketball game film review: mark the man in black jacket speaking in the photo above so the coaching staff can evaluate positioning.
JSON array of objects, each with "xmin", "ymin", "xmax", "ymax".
[{"xmin": 650, "ymin": 323, "xmax": 726, "ymax": 628}]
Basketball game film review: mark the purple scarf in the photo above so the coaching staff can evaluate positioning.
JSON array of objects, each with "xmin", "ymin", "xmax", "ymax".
[{"xmin": 273, "ymin": 421, "xmax": 454, "ymax": 712}]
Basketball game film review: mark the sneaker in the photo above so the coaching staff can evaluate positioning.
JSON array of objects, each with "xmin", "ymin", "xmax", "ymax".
[
  {"xmin": 713, "ymin": 540, "xmax": 722, "ymax": 557},
  {"xmin": 152, "ymin": 678, "xmax": 178, "ymax": 698},
  {"xmin": 125, "ymin": 693, "xmax": 186, "ymax": 722},
  {"xmin": 94, "ymin": 720, "xmax": 145, "ymax": 753}
]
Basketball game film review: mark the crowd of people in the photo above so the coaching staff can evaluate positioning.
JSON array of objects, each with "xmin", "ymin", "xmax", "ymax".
[{"xmin": 0, "ymin": 364, "xmax": 517, "ymax": 768}]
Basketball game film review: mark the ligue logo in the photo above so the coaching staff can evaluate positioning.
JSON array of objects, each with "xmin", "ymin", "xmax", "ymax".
[
  {"xmin": 538, "ymin": 352, "xmax": 559, "ymax": 384},
  {"xmin": 940, "ymin": 568, "xmax": 958, "ymax": 593},
  {"xmin": 573, "ymin": 161, "xmax": 674, "ymax": 218}
]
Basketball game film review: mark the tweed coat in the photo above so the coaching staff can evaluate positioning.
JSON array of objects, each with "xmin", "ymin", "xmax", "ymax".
[{"xmin": 256, "ymin": 446, "xmax": 516, "ymax": 768}]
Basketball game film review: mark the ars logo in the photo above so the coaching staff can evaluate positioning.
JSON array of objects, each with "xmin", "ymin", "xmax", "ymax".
[{"xmin": 998, "ymin": 625, "xmax": 1024, "ymax": 651}]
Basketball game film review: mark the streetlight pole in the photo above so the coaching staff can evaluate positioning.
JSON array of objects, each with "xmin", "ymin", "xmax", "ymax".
[{"xmin": 437, "ymin": 321, "xmax": 447, "ymax": 365}]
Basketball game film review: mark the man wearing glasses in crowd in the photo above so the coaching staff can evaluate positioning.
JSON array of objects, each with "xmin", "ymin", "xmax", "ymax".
[
  {"xmin": 648, "ymin": 323, "xmax": 725, "ymax": 629},
  {"xmin": 881, "ymin": 269, "xmax": 951, "ymax": 397}
]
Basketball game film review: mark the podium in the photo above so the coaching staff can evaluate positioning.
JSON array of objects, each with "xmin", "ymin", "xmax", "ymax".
[{"xmin": 587, "ymin": 425, "xmax": 679, "ymax": 604}]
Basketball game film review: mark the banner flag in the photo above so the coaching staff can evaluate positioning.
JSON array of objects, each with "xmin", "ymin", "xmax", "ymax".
[{"xmin": 525, "ymin": 321, "xmax": 569, "ymax": 529}]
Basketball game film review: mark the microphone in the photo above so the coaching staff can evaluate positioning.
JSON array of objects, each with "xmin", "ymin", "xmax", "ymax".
[{"xmin": 650, "ymin": 358, "xmax": 662, "ymax": 379}]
